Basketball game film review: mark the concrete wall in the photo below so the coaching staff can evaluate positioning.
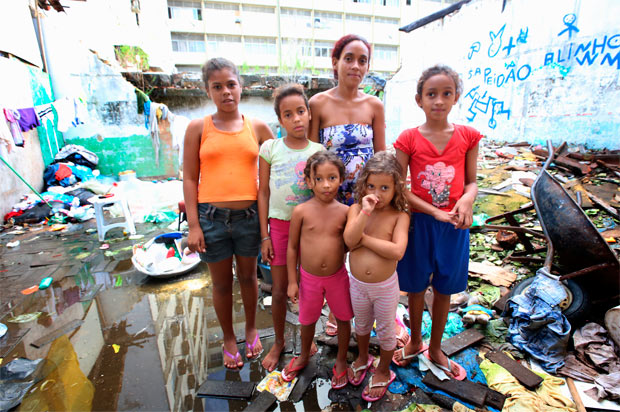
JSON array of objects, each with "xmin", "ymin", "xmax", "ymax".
[
  {"xmin": 385, "ymin": 0, "xmax": 620, "ymax": 149},
  {"xmin": 41, "ymin": 5, "xmax": 179, "ymax": 179},
  {"xmin": 0, "ymin": 57, "xmax": 61, "ymax": 222}
]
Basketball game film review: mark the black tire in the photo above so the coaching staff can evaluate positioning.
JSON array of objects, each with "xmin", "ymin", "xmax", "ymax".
[{"xmin": 509, "ymin": 277, "xmax": 589, "ymax": 325}]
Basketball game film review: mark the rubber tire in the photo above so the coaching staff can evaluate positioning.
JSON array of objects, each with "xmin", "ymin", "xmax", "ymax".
[{"xmin": 509, "ymin": 277, "xmax": 589, "ymax": 325}]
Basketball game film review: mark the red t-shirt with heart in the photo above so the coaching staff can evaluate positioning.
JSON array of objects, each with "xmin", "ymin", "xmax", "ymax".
[{"xmin": 394, "ymin": 124, "xmax": 482, "ymax": 212}]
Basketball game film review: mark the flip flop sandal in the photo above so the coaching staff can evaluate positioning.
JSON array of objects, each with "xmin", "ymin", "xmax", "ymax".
[
  {"xmin": 423, "ymin": 351, "xmax": 467, "ymax": 381},
  {"xmin": 222, "ymin": 345, "xmax": 243, "ymax": 369},
  {"xmin": 348, "ymin": 355, "xmax": 375, "ymax": 386},
  {"xmin": 331, "ymin": 365, "xmax": 348, "ymax": 389},
  {"xmin": 325, "ymin": 320, "xmax": 338, "ymax": 337},
  {"xmin": 392, "ymin": 343, "xmax": 428, "ymax": 367},
  {"xmin": 245, "ymin": 333, "xmax": 263, "ymax": 359},
  {"xmin": 395, "ymin": 320, "xmax": 410, "ymax": 348},
  {"xmin": 281, "ymin": 356, "xmax": 307, "ymax": 382},
  {"xmin": 361, "ymin": 370, "xmax": 396, "ymax": 402}
]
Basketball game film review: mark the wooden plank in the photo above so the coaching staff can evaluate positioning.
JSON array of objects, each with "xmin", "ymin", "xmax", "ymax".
[
  {"xmin": 0, "ymin": 328, "xmax": 30, "ymax": 358},
  {"xmin": 480, "ymin": 383, "xmax": 506, "ymax": 410},
  {"xmin": 197, "ymin": 380, "xmax": 256, "ymax": 399},
  {"xmin": 288, "ymin": 354, "xmax": 319, "ymax": 403},
  {"xmin": 485, "ymin": 350, "xmax": 543, "ymax": 390},
  {"xmin": 80, "ymin": 284, "xmax": 103, "ymax": 302},
  {"xmin": 243, "ymin": 390, "xmax": 277, "ymax": 412},
  {"xmin": 441, "ymin": 328, "xmax": 484, "ymax": 357},
  {"xmin": 30, "ymin": 319, "xmax": 84, "ymax": 348},
  {"xmin": 422, "ymin": 372, "xmax": 487, "ymax": 407}
]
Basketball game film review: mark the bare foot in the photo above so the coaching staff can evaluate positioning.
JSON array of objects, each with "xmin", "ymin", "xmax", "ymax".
[
  {"xmin": 310, "ymin": 341, "xmax": 318, "ymax": 356},
  {"xmin": 245, "ymin": 328, "xmax": 263, "ymax": 359},
  {"xmin": 222, "ymin": 339, "xmax": 243, "ymax": 369},
  {"xmin": 261, "ymin": 341, "xmax": 284, "ymax": 372},
  {"xmin": 427, "ymin": 349, "xmax": 462, "ymax": 379},
  {"xmin": 347, "ymin": 355, "xmax": 370, "ymax": 383},
  {"xmin": 282, "ymin": 355, "xmax": 308, "ymax": 380}
]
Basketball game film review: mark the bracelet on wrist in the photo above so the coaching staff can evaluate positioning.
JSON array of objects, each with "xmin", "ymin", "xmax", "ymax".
[
  {"xmin": 361, "ymin": 209, "xmax": 371, "ymax": 217},
  {"xmin": 261, "ymin": 236, "xmax": 271, "ymax": 242}
]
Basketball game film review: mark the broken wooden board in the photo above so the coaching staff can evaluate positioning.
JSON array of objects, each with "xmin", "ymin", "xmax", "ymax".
[
  {"xmin": 197, "ymin": 380, "xmax": 256, "ymax": 399},
  {"xmin": 479, "ymin": 383, "xmax": 506, "ymax": 410},
  {"xmin": 30, "ymin": 319, "xmax": 84, "ymax": 348},
  {"xmin": 441, "ymin": 328, "xmax": 485, "ymax": 357},
  {"xmin": 288, "ymin": 354, "xmax": 319, "ymax": 403},
  {"xmin": 80, "ymin": 284, "xmax": 103, "ymax": 302},
  {"xmin": 468, "ymin": 261, "xmax": 517, "ymax": 287},
  {"xmin": 485, "ymin": 350, "xmax": 543, "ymax": 390},
  {"xmin": 0, "ymin": 328, "xmax": 30, "ymax": 358},
  {"xmin": 243, "ymin": 390, "xmax": 277, "ymax": 412},
  {"xmin": 422, "ymin": 372, "xmax": 487, "ymax": 407}
]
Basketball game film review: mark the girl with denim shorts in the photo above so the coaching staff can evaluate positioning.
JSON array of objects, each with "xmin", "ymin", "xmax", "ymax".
[{"xmin": 183, "ymin": 57, "xmax": 274, "ymax": 369}]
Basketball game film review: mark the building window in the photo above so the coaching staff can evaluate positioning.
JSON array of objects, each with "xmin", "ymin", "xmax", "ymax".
[
  {"xmin": 314, "ymin": 41, "xmax": 334, "ymax": 58},
  {"xmin": 375, "ymin": 0, "xmax": 399, "ymax": 6},
  {"xmin": 282, "ymin": 38, "xmax": 313, "ymax": 57},
  {"xmin": 352, "ymin": 0, "xmax": 372, "ymax": 3},
  {"xmin": 375, "ymin": 17, "xmax": 399, "ymax": 25},
  {"xmin": 242, "ymin": 5, "xmax": 275, "ymax": 13},
  {"xmin": 281, "ymin": 8, "xmax": 312, "ymax": 28},
  {"xmin": 244, "ymin": 37, "xmax": 276, "ymax": 56},
  {"xmin": 314, "ymin": 11, "xmax": 342, "ymax": 29},
  {"xmin": 206, "ymin": 35, "xmax": 241, "ymax": 59},
  {"xmin": 204, "ymin": 2, "xmax": 238, "ymax": 10},
  {"xmin": 346, "ymin": 14, "xmax": 371, "ymax": 22},
  {"xmin": 172, "ymin": 33, "xmax": 206, "ymax": 52},
  {"xmin": 373, "ymin": 45, "xmax": 397, "ymax": 61},
  {"xmin": 168, "ymin": 0, "xmax": 202, "ymax": 20}
]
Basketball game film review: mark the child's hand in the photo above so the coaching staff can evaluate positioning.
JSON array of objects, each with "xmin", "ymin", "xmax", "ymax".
[
  {"xmin": 187, "ymin": 227, "xmax": 206, "ymax": 253},
  {"xmin": 361, "ymin": 194, "xmax": 379, "ymax": 215},
  {"xmin": 287, "ymin": 283, "xmax": 299, "ymax": 304},
  {"xmin": 451, "ymin": 197, "xmax": 474, "ymax": 229},
  {"xmin": 433, "ymin": 209, "xmax": 460, "ymax": 226},
  {"xmin": 261, "ymin": 239, "xmax": 274, "ymax": 264}
]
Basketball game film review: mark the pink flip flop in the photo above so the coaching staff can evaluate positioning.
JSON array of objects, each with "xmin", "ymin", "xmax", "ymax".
[
  {"xmin": 222, "ymin": 345, "xmax": 243, "ymax": 369},
  {"xmin": 348, "ymin": 355, "xmax": 374, "ymax": 386},
  {"xmin": 245, "ymin": 333, "xmax": 263, "ymax": 359},
  {"xmin": 423, "ymin": 351, "xmax": 467, "ymax": 381},
  {"xmin": 392, "ymin": 343, "xmax": 428, "ymax": 367},
  {"xmin": 362, "ymin": 370, "xmax": 396, "ymax": 402}
]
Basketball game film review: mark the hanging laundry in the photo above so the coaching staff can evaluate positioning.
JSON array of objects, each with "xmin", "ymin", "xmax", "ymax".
[
  {"xmin": 135, "ymin": 88, "xmax": 149, "ymax": 114},
  {"xmin": 144, "ymin": 100, "xmax": 151, "ymax": 128},
  {"xmin": 16, "ymin": 108, "xmax": 41, "ymax": 132},
  {"xmin": 3, "ymin": 109, "xmax": 24, "ymax": 147},
  {"xmin": 168, "ymin": 113, "xmax": 190, "ymax": 166},
  {"xmin": 160, "ymin": 104, "xmax": 169, "ymax": 120},
  {"xmin": 149, "ymin": 102, "xmax": 162, "ymax": 166},
  {"xmin": 0, "ymin": 114, "xmax": 14, "ymax": 153},
  {"xmin": 35, "ymin": 103, "xmax": 55, "ymax": 124}
]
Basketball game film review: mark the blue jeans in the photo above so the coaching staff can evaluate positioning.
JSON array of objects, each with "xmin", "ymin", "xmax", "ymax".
[{"xmin": 197, "ymin": 202, "xmax": 260, "ymax": 263}]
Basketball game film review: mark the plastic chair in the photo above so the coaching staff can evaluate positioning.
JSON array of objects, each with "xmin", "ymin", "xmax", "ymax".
[{"xmin": 92, "ymin": 194, "xmax": 136, "ymax": 241}]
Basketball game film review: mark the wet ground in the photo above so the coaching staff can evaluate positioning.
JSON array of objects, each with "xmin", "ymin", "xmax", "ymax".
[{"xmin": 0, "ymin": 221, "xmax": 376, "ymax": 412}]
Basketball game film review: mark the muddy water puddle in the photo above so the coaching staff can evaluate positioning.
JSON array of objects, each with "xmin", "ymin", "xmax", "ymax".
[{"xmin": 1, "ymin": 255, "xmax": 335, "ymax": 411}]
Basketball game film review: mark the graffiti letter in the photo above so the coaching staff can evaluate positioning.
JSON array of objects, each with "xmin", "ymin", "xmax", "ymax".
[
  {"xmin": 517, "ymin": 27, "xmax": 529, "ymax": 44},
  {"xmin": 574, "ymin": 42, "xmax": 597, "ymax": 66},
  {"xmin": 608, "ymin": 34, "xmax": 620, "ymax": 49},
  {"xmin": 468, "ymin": 41, "xmax": 481, "ymax": 60},
  {"xmin": 503, "ymin": 36, "xmax": 516, "ymax": 57},
  {"xmin": 544, "ymin": 52, "xmax": 554, "ymax": 65},
  {"xmin": 592, "ymin": 36, "xmax": 608, "ymax": 55},
  {"xmin": 484, "ymin": 67, "xmax": 492, "ymax": 84},
  {"xmin": 517, "ymin": 64, "xmax": 531, "ymax": 80},
  {"xmin": 496, "ymin": 74, "xmax": 505, "ymax": 87},
  {"xmin": 488, "ymin": 24, "xmax": 506, "ymax": 58},
  {"xmin": 601, "ymin": 51, "xmax": 620, "ymax": 69}
]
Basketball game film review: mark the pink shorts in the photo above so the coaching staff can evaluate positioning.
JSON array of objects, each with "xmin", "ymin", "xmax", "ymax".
[
  {"xmin": 299, "ymin": 265, "xmax": 354, "ymax": 325},
  {"xmin": 269, "ymin": 218, "xmax": 290, "ymax": 266}
]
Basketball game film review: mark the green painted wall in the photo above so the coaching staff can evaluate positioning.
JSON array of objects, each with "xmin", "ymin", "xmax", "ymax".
[
  {"xmin": 63, "ymin": 133, "xmax": 179, "ymax": 178},
  {"xmin": 28, "ymin": 66, "xmax": 64, "ymax": 166}
]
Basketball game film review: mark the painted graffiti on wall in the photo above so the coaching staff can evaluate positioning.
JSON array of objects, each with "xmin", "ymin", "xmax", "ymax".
[{"xmin": 461, "ymin": 11, "xmax": 619, "ymax": 132}]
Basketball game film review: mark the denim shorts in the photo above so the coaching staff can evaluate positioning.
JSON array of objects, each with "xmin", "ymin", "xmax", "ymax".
[{"xmin": 197, "ymin": 202, "xmax": 260, "ymax": 263}]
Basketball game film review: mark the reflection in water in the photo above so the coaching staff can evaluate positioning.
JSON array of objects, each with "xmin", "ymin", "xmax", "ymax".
[{"xmin": 2, "ymin": 252, "xmax": 332, "ymax": 411}]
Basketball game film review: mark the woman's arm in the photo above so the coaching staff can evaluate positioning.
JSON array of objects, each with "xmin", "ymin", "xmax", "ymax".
[
  {"xmin": 183, "ymin": 118, "xmax": 206, "ymax": 253},
  {"xmin": 251, "ymin": 118, "xmax": 275, "ymax": 144},
  {"xmin": 360, "ymin": 212, "xmax": 410, "ymax": 260},
  {"xmin": 451, "ymin": 143, "xmax": 479, "ymax": 229},
  {"xmin": 371, "ymin": 97, "xmax": 386, "ymax": 152},
  {"xmin": 258, "ymin": 157, "xmax": 273, "ymax": 263},
  {"xmin": 308, "ymin": 95, "xmax": 322, "ymax": 143},
  {"xmin": 395, "ymin": 148, "xmax": 457, "ymax": 224}
]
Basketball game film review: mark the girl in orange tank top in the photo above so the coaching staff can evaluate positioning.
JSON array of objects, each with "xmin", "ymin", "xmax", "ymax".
[{"xmin": 183, "ymin": 58, "xmax": 273, "ymax": 369}]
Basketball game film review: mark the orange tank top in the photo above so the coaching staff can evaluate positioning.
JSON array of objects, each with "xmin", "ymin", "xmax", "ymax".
[{"xmin": 197, "ymin": 115, "xmax": 259, "ymax": 203}]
